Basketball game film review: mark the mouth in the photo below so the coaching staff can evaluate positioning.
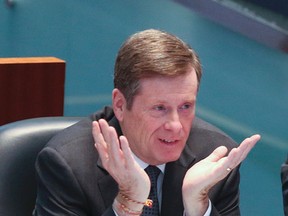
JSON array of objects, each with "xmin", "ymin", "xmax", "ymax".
[{"xmin": 159, "ymin": 138, "xmax": 178, "ymax": 145}]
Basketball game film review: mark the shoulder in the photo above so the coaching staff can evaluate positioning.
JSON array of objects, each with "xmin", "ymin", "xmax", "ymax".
[
  {"xmin": 38, "ymin": 106, "xmax": 117, "ymax": 166},
  {"xmin": 184, "ymin": 117, "xmax": 238, "ymax": 161},
  {"xmin": 46, "ymin": 117, "xmax": 93, "ymax": 150},
  {"xmin": 191, "ymin": 117, "xmax": 227, "ymax": 134},
  {"xmin": 46, "ymin": 106, "xmax": 115, "ymax": 151},
  {"xmin": 36, "ymin": 106, "xmax": 117, "ymax": 181}
]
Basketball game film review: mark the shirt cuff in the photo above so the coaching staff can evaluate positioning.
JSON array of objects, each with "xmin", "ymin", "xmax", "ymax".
[
  {"xmin": 113, "ymin": 209, "xmax": 119, "ymax": 216},
  {"xmin": 183, "ymin": 199, "xmax": 212, "ymax": 216},
  {"xmin": 203, "ymin": 199, "xmax": 212, "ymax": 216}
]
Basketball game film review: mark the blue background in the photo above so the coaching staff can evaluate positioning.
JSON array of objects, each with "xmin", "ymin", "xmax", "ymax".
[{"xmin": 1, "ymin": 1, "xmax": 288, "ymax": 215}]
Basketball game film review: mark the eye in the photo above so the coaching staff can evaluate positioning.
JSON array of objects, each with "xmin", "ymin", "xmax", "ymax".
[
  {"xmin": 180, "ymin": 103, "xmax": 191, "ymax": 110},
  {"xmin": 149, "ymin": 104, "xmax": 168, "ymax": 118},
  {"xmin": 179, "ymin": 103, "xmax": 195, "ymax": 115},
  {"xmin": 154, "ymin": 105, "xmax": 166, "ymax": 111}
]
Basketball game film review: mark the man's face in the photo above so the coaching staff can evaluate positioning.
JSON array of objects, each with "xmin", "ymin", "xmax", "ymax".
[{"xmin": 114, "ymin": 68, "xmax": 198, "ymax": 165}]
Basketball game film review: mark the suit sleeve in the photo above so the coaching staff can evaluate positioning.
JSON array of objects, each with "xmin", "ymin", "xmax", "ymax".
[
  {"xmin": 33, "ymin": 147, "xmax": 116, "ymax": 216},
  {"xmin": 209, "ymin": 165, "xmax": 241, "ymax": 216},
  {"xmin": 281, "ymin": 158, "xmax": 288, "ymax": 216}
]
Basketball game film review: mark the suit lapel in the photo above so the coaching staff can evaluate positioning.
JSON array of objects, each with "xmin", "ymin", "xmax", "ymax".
[
  {"xmin": 161, "ymin": 145, "xmax": 196, "ymax": 216},
  {"xmin": 98, "ymin": 173, "xmax": 118, "ymax": 208},
  {"xmin": 161, "ymin": 162, "xmax": 186, "ymax": 216}
]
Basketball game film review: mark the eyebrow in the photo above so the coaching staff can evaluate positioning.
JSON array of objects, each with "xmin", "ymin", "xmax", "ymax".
[{"xmin": 151, "ymin": 97, "xmax": 196, "ymax": 105}]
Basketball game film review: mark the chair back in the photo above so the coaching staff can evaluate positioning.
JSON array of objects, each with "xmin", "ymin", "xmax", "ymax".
[{"xmin": 0, "ymin": 117, "xmax": 83, "ymax": 216}]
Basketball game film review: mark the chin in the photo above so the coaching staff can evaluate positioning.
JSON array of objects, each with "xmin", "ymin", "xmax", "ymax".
[{"xmin": 160, "ymin": 152, "xmax": 182, "ymax": 163}]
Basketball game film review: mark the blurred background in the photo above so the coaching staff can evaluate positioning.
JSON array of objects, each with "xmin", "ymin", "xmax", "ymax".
[{"xmin": 1, "ymin": 0, "xmax": 288, "ymax": 215}]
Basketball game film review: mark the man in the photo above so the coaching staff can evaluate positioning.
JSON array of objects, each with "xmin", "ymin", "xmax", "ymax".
[{"xmin": 33, "ymin": 29, "xmax": 260, "ymax": 216}]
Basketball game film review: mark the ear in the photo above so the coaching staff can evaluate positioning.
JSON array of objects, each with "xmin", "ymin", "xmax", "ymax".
[{"xmin": 112, "ymin": 88, "xmax": 126, "ymax": 122}]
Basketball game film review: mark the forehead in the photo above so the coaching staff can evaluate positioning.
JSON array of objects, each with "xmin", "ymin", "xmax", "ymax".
[{"xmin": 137, "ymin": 69, "xmax": 198, "ymax": 101}]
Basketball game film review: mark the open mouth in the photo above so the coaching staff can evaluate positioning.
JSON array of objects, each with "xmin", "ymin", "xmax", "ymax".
[{"xmin": 159, "ymin": 138, "xmax": 178, "ymax": 144}]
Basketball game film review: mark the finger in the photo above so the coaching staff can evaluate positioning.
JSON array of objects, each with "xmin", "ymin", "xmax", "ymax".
[
  {"xmin": 232, "ymin": 134, "xmax": 260, "ymax": 160},
  {"xmin": 99, "ymin": 120, "xmax": 120, "ymax": 162},
  {"xmin": 238, "ymin": 134, "xmax": 260, "ymax": 161},
  {"xmin": 205, "ymin": 146, "xmax": 228, "ymax": 162},
  {"xmin": 98, "ymin": 119, "xmax": 125, "ymax": 168},
  {"xmin": 107, "ymin": 126, "xmax": 123, "ymax": 163},
  {"xmin": 98, "ymin": 119, "xmax": 113, "ymax": 151},
  {"xmin": 92, "ymin": 120, "xmax": 101, "ymax": 143},
  {"xmin": 225, "ymin": 134, "xmax": 261, "ymax": 169},
  {"xmin": 119, "ymin": 135, "xmax": 135, "ymax": 168},
  {"xmin": 92, "ymin": 121, "xmax": 109, "ymax": 163},
  {"xmin": 92, "ymin": 120, "xmax": 107, "ymax": 149}
]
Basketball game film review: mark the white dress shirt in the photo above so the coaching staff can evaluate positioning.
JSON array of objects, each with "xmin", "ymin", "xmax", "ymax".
[
  {"xmin": 132, "ymin": 154, "xmax": 211, "ymax": 216},
  {"xmin": 113, "ymin": 153, "xmax": 211, "ymax": 215}
]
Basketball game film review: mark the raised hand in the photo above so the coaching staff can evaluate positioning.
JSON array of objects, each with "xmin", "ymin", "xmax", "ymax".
[
  {"xmin": 182, "ymin": 134, "xmax": 261, "ymax": 216},
  {"xmin": 92, "ymin": 119, "xmax": 150, "ymax": 215}
]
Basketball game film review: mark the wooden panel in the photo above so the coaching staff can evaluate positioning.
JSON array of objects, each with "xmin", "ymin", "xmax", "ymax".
[{"xmin": 0, "ymin": 57, "xmax": 65, "ymax": 125}]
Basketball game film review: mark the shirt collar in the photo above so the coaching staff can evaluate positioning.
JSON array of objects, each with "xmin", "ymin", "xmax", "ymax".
[{"xmin": 132, "ymin": 152, "xmax": 165, "ymax": 173}]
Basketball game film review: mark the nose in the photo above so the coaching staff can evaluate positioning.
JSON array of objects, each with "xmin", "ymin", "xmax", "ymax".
[{"xmin": 164, "ymin": 111, "xmax": 182, "ymax": 132}]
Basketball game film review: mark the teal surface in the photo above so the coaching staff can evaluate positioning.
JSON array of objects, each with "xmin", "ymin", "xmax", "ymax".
[{"xmin": 1, "ymin": 1, "xmax": 288, "ymax": 215}]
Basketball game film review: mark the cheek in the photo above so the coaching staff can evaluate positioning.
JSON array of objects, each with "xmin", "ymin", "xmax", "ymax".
[
  {"xmin": 140, "ymin": 121, "xmax": 157, "ymax": 138},
  {"xmin": 183, "ymin": 119, "xmax": 193, "ymax": 130},
  {"xmin": 124, "ymin": 116, "xmax": 153, "ymax": 141},
  {"xmin": 135, "ymin": 121, "xmax": 163, "ymax": 149},
  {"xmin": 180, "ymin": 117, "xmax": 194, "ymax": 135}
]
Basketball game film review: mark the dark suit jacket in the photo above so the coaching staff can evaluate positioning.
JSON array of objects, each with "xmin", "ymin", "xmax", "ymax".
[
  {"xmin": 34, "ymin": 106, "xmax": 240, "ymax": 216},
  {"xmin": 281, "ymin": 158, "xmax": 288, "ymax": 216}
]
